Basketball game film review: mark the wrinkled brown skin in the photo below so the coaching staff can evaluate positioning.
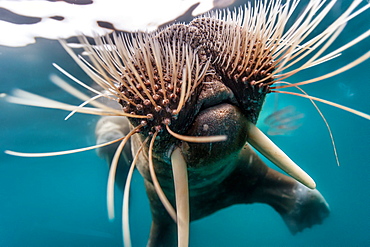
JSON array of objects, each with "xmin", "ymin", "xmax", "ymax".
[{"xmin": 96, "ymin": 81, "xmax": 330, "ymax": 247}]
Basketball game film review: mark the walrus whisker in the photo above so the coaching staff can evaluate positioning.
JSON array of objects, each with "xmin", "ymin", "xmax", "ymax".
[
  {"xmin": 171, "ymin": 147, "xmax": 189, "ymax": 247},
  {"xmin": 122, "ymin": 138, "xmax": 148, "ymax": 247},
  {"xmin": 291, "ymin": 0, "xmax": 358, "ymax": 56},
  {"xmin": 302, "ymin": 53, "xmax": 342, "ymax": 69},
  {"xmin": 273, "ymin": 29, "xmax": 370, "ymax": 83},
  {"xmin": 77, "ymin": 36, "xmax": 120, "ymax": 93},
  {"xmin": 309, "ymin": 29, "xmax": 370, "ymax": 68},
  {"xmin": 76, "ymin": 54, "xmax": 105, "ymax": 77},
  {"xmin": 272, "ymin": 90, "xmax": 370, "ymax": 120},
  {"xmin": 277, "ymin": 22, "xmax": 347, "ymax": 77},
  {"xmin": 185, "ymin": 46, "xmax": 196, "ymax": 105},
  {"xmin": 5, "ymin": 89, "xmax": 125, "ymax": 117},
  {"xmin": 107, "ymin": 124, "xmax": 143, "ymax": 220},
  {"xmin": 5, "ymin": 134, "xmax": 127, "ymax": 158},
  {"xmin": 60, "ymin": 40, "xmax": 123, "ymax": 99},
  {"xmin": 246, "ymin": 121, "xmax": 316, "ymax": 189},
  {"xmin": 64, "ymin": 94, "xmax": 104, "ymax": 120},
  {"xmin": 110, "ymin": 35, "xmax": 160, "ymax": 109},
  {"xmin": 139, "ymin": 38, "xmax": 158, "ymax": 93},
  {"xmin": 52, "ymin": 63, "xmax": 117, "ymax": 102},
  {"xmin": 65, "ymin": 42, "xmax": 116, "ymax": 54},
  {"xmin": 90, "ymin": 41, "xmax": 146, "ymax": 105},
  {"xmin": 65, "ymin": 38, "xmax": 137, "ymax": 105},
  {"xmin": 97, "ymin": 37, "xmax": 140, "ymax": 98},
  {"xmin": 49, "ymin": 74, "xmax": 122, "ymax": 120},
  {"xmin": 270, "ymin": 0, "xmax": 349, "ymax": 75},
  {"xmin": 49, "ymin": 73, "xmax": 115, "ymax": 107},
  {"xmin": 147, "ymin": 38, "xmax": 166, "ymax": 101},
  {"xmin": 174, "ymin": 68, "xmax": 188, "ymax": 115},
  {"xmin": 4, "ymin": 89, "xmax": 148, "ymax": 118},
  {"xmin": 165, "ymin": 124, "xmax": 227, "ymax": 143},
  {"xmin": 81, "ymin": 39, "xmax": 146, "ymax": 106},
  {"xmin": 76, "ymin": 50, "xmax": 122, "ymax": 91},
  {"xmin": 148, "ymin": 131, "xmax": 177, "ymax": 222},
  {"xmin": 272, "ymin": 50, "xmax": 370, "ymax": 89},
  {"xmin": 92, "ymin": 36, "xmax": 120, "ymax": 76},
  {"xmin": 276, "ymin": 82, "xmax": 340, "ymax": 166},
  {"xmin": 227, "ymin": 0, "xmax": 370, "ymax": 87},
  {"xmin": 272, "ymin": 0, "xmax": 322, "ymax": 56}
]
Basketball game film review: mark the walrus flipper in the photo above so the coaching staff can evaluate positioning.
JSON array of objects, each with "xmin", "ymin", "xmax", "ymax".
[
  {"xmin": 249, "ymin": 160, "xmax": 330, "ymax": 235},
  {"xmin": 281, "ymin": 183, "xmax": 330, "ymax": 234}
]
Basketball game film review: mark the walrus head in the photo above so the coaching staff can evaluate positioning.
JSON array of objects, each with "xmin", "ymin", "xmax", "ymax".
[
  {"xmin": 58, "ymin": 14, "xmax": 317, "ymax": 190},
  {"xmin": 112, "ymin": 19, "xmax": 270, "ymax": 168}
]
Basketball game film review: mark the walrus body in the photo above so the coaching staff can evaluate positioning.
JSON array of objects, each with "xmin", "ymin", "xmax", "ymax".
[{"xmin": 96, "ymin": 79, "xmax": 330, "ymax": 246}]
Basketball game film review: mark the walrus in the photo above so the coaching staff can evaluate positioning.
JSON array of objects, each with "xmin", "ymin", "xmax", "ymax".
[
  {"xmin": 90, "ymin": 3, "xmax": 335, "ymax": 245},
  {"xmin": 5, "ymin": 1, "xmax": 370, "ymax": 246}
]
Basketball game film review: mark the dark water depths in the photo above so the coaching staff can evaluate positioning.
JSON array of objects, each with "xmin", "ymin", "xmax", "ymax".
[{"xmin": 0, "ymin": 1, "xmax": 369, "ymax": 246}]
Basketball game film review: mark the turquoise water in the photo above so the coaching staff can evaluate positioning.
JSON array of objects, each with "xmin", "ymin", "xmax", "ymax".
[{"xmin": 0, "ymin": 1, "xmax": 369, "ymax": 246}]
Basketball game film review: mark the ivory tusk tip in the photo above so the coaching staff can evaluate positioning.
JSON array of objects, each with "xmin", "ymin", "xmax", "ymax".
[
  {"xmin": 298, "ymin": 176, "xmax": 316, "ymax": 190},
  {"xmin": 308, "ymin": 182, "xmax": 316, "ymax": 190}
]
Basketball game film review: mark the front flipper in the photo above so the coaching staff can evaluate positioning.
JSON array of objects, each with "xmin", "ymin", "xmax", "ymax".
[
  {"xmin": 281, "ymin": 183, "xmax": 330, "ymax": 234},
  {"xmin": 248, "ymin": 155, "xmax": 330, "ymax": 234}
]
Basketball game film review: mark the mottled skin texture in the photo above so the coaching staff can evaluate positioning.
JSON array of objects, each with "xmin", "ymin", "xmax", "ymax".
[{"xmin": 96, "ymin": 80, "xmax": 330, "ymax": 247}]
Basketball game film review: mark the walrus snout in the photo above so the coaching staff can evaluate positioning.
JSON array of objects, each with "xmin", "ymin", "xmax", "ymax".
[{"xmin": 182, "ymin": 103, "xmax": 249, "ymax": 166}]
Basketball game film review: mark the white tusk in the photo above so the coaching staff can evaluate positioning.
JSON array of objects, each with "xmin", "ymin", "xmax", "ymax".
[
  {"xmin": 246, "ymin": 121, "xmax": 316, "ymax": 189},
  {"xmin": 171, "ymin": 147, "xmax": 190, "ymax": 247}
]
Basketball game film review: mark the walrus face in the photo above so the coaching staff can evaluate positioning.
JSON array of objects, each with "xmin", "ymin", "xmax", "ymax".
[{"xmin": 114, "ymin": 18, "xmax": 273, "ymax": 175}]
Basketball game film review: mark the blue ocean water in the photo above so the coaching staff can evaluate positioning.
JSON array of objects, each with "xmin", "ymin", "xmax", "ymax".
[{"xmin": 0, "ymin": 1, "xmax": 369, "ymax": 247}]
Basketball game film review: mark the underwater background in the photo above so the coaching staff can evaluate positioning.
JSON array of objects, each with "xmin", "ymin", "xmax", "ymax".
[{"xmin": 0, "ymin": 1, "xmax": 369, "ymax": 246}]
